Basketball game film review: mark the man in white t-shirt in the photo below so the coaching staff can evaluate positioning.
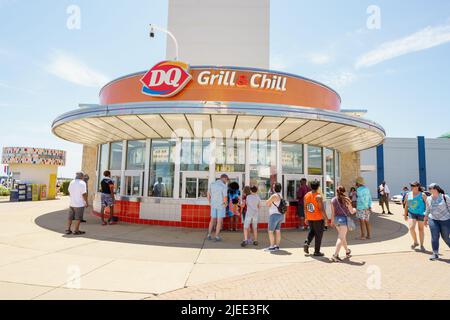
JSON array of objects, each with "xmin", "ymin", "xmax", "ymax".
[
  {"xmin": 66, "ymin": 172, "xmax": 88, "ymax": 235},
  {"xmin": 378, "ymin": 181, "xmax": 393, "ymax": 215}
]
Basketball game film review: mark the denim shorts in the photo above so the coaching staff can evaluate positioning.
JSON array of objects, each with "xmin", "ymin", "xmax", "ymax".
[
  {"xmin": 268, "ymin": 213, "xmax": 284, "ymax": 231},
  {"xmin": 408, "ymin": 212, "xmax": 425, "ymax": 221},
  {"xmin": 334, "ymin": 215, "xmax": 347, "ymax": 226},
  {"xmin": 211, "ymin": 207, "xmax": 226, "ymax": 219}
]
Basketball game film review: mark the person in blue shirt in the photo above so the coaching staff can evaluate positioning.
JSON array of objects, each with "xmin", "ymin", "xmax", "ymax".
[
  {"xmin": 207, "ymin": 174, "xmax": 229, "ymax": 242},
  {"xmin": 355, "ymin": 177, "xmax": 372, "ymax": 240},
  {"xmin": 404, "ymin": 181, "xmax": 428, "ymax": 251}
]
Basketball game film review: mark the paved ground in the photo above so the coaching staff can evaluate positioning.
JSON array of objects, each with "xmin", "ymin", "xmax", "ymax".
[{"xmin": 0, "ymin": 197, "xmax": 448, "ymax": 300}]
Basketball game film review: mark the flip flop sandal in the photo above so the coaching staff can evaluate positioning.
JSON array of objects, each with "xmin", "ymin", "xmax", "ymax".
[
  {"xmin": 346, "ymin": 249, "xmax": 352, "ymax": 258},
  {"xmin": 65, "ymin": 230, "xmax": 72, "ymax": 235},
  {"xmin": 73, "ymin": 231, "xmax": 86, "ymax": 235}
]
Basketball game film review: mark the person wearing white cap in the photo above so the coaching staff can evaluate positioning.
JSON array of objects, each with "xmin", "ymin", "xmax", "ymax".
[
  {"xmin": 425, "ymin": 183, "xmax": 450, "ymax": 261},
  {"xmin": 66, "ymin": 171, "xmax": 88, "ymax": 235}
]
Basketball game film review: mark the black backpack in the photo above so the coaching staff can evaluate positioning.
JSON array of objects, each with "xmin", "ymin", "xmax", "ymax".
[{"xmin": 274, "ymin": 194, "xmax": 288, "ymax": 214}]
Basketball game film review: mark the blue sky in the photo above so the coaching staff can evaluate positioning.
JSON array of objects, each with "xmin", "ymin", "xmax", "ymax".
[{"xmin": 1, "ymin": 0, "xmax": 450, "ymax": 177}]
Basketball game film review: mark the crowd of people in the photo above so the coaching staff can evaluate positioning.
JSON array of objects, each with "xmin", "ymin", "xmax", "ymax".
[{"xmin": 65, "ymin": 170, "xmax": 450, "ymax": 262}]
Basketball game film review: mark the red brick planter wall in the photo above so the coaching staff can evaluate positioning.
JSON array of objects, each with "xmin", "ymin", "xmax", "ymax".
[{"xmin": 93, "ymin": 200, "xmax": 309, "ymax": 229}]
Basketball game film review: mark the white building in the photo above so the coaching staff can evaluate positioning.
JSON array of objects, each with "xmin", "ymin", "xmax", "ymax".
[{"xmin": 361, "ymin": 137, "xmax": 450, "ymax": 198}]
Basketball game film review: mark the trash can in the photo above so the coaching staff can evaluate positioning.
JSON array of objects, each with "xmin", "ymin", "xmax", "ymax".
[{"xmin": 9, "ymin": 189, "xmax": 19, "ymax": 202}]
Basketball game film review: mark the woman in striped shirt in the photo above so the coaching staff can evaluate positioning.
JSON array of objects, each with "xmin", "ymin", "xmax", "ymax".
[{"xmin": 425, "ymin": 183, "xmax": 450, "ymax": 261}]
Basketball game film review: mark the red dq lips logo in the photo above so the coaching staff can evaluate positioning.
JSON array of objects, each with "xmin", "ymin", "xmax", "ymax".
[{"xmin": 140, "ymin": 61, "xmax": 192, "ymax": 97}]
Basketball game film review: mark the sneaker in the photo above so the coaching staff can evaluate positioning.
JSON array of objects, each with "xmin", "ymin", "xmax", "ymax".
[
  {"xmin": 264, "ymin": 246, "xmax": 277, "ymax": 252},
  {"xmin": 206, "ymin": 234, "xmax": 212, "ymax": 241},
  {"xmin": 303, "ymin": 242, "xmax": 310, "ymax": 254},
  {"xmin": 241, "ymin": 240, "xmax": 248, "ymax": 247},
  {"xmin": 429, "ymin": 253, "xmax": 439, "ymax": 261},
  {"xmin": 65, "ymin": 229, "xmax": 72, "ymax": 235},
  {"xmin": 313, "ymin": 252, "xmax": 325, "ymax": 257},
  {"xmin": 274, "ymin": 245, "xmax": 280, "ymax": 251},
  {"xmin": 253, "ymin": 240, "xmax": 258, "ymax": 246},
  {"xmin": 387, "ymin": 212, "xmax": 394, "ymax": 215},
  {"xmin": 381, "ymin": 211, "xmax": 386, "ymax": 214},
  {"xmin": 420, "ymin": 245, "xmax": 426, "ymax": 252},
  {"xmin": 73, "ymin": 230, "xmax": 86, "ymax": 235},
  {"xmin": 214, "ymin": 236, "xmax": 222, "ymax": 242}
]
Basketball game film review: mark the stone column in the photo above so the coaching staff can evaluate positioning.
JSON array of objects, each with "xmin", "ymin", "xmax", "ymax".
[
  {"xmin": 340, "ymin": 151, "xmax": 361, "ymax": 191},
  {"xmin": 81, "ymin": 144, "xmax": 97, "ymax": 205}
]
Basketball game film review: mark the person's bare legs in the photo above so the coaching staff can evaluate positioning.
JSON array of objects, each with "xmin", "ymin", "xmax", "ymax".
[
  {"xmin": 208, "ymin": 218, "xmax": 217, "ymax": 236},
  {"xmin": 365, "ymin": 221, "xmax": 371, "ymax": 239},
  {"xmin": 100, "ymin": 205, "xmax": 106, "ymax": 224},
  {"xmin": 268, "ymin": 230, "xmax": 275, "ymax": 247},
  {"xmin": 417, "ymin": 221, "xmax": 425, "ymax": 247},
  {"xmin": 108, "ymin": 205, "xmax": 115, "ymax": 222},
  {"xmin": 66, "ymin": 219, "xmax": 72, "ymax": 232},
  {"xmin": 359, "ymin": 219, "xmax": 366, "ymax": 239},
  {"xmin": 409, "ymin": 219, "xmax": 418, "ymax": 245},
  {"xmin": 275, "ymin": 230, "xmax": 281, "ymax": 247},
  {"xmin": 73, "ymin": 220, "xmax": 81, "ymax": 233},
  {"xmin": 215, "ymin": 218, "xmax": 223, "ymax": 238},
  {"xmin": 335, "ymin": 225, "xmax": 347, "ymax": 255},
  {"xmin": 252, "ymin": 224, "xmax": 258, "ymax": 242},
  {"xmin": 243, "ymin": 227, "xmax": 249, "ymax": 241}
]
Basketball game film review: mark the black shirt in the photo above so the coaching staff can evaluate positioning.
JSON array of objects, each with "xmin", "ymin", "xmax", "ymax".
[{"xmin": 101, "ymin": 178, "xmax": 114, "ymax": 194}]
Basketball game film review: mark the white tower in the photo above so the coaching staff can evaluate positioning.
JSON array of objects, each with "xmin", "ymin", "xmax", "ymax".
[{"xmin": 166, "ymin": 0, "xmax": 270, "ymax": 68}]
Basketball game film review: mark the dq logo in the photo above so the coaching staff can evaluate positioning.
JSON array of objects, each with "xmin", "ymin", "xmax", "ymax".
[{"xmin": 140, "ymin": 61, "xmax": 192, "ymax": 97}]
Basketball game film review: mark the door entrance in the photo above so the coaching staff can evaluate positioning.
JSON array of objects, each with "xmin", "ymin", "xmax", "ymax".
[{"xmin": 181, "ymin": 171, "xmax": 209, "ymax": 199}]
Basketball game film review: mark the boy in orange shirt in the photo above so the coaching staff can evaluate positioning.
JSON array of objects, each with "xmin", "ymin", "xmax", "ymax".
[{"xmin": 303, "ymin": 180, "xmax": 329, "ymax": 256}]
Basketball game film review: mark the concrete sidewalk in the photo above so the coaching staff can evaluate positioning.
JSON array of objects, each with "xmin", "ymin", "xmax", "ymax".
[{"xmin": 0, "ymin": 197, "xmax": 448, "ymax": 299}]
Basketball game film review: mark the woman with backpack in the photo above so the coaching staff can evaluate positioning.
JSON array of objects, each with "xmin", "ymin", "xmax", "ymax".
[
  {"xmin": 265, "ymin": 182, "xmax": 285, "ymax": 252},
  {"xmin": 404, "ymin": 181, "xmax": 428, "ymax": 251},
  {"xmin": 425, "ymin": 183, "xmax": 450, "ymax": 261},
  {"xmin": 330, "ymin": 186, "xmax": 356, "ymax": 262}
]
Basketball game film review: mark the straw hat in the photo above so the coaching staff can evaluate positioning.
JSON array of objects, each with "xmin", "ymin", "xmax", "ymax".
[{"xmin": 355, "ymin": 177, "xmax": 365, "ymax": 185}]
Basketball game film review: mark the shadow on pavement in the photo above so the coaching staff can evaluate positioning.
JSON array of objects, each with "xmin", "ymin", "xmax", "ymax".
[{"xmin": 34, "ymin": 208, "xmax": 409, "ymax": 249}]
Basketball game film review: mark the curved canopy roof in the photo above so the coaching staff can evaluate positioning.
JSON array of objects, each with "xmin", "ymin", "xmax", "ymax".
[{"xmin": 52, "ymin": 101, "xmax": 385, "ymax": 153}]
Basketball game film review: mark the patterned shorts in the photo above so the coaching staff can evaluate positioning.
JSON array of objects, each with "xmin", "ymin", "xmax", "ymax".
[
  {"xmin": 356, "ymin": 209, "xmax": 371, "ymax": 221},
  {"xmin": 101, "ymin": 193, "xmax": 114, "ymax": 207}
]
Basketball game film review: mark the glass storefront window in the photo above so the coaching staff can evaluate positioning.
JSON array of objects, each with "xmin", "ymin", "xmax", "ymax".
[
  {"xmin": 282, "ymin": 143, "xmax": 303, "ymax": 174},
  {"xmin": 215, "ymin": 138, "xmax": 245, "ymax": 172},
  {"xmin": 308, "ymin": 145, "xmax": 323, "ymax": 175},
  {"xmin": 98, "ymin": 143, "xmax": 109, "ymax": 190},
  {"xmin": 110, "ymin": 141, "xmax": 123, "ymax": 170},
  {"xmin": 126, "ymin": 140, "xmax": 146, "ymax": 170},
  {"xmin": 180, "ymin": 138, "xmax": 210, "ymax": 171},
  {"xmin": 149, "ymin": 139, "xmax": 176, "ymax": 197},
  {"xmin": 325, "ymin": 148, "xmax": 335, "ymax": 198},
  {"xmin": 184, "ymin": 177, "xmax": 208, "ymax": 198},
  {"xmin": 249, "ymin": 140, "xmax": 277, "ymax": 200}
]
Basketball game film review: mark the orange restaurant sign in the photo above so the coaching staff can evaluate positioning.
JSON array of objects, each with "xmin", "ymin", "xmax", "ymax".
[{"xmin": 100, "ymin": 61, "xmax": 340, "ymax": 112}]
